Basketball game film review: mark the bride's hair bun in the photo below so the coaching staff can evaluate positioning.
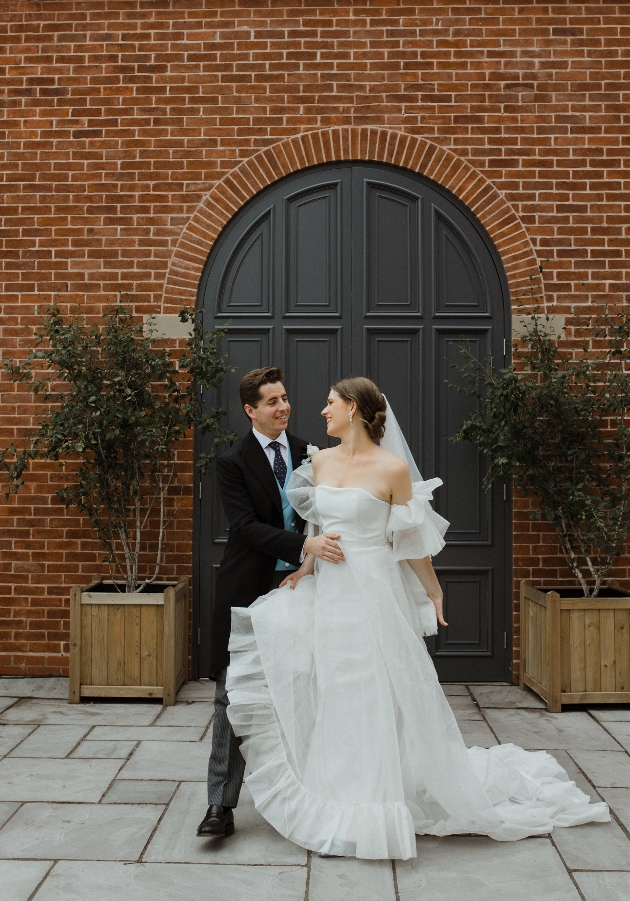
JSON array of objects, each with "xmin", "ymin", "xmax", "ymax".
[
  {"xmin": 330, "ymin": 377, "xmax": 387, "ymax": 441},
  {"xmin": 369, "ymin": 409, "xmax": 387, "ymax": 442}
]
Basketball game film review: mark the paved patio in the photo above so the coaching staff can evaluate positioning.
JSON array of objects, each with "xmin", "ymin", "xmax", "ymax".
[{"xmin": 0, "ymin": 678, "xmax": 627, "ymax": 901}]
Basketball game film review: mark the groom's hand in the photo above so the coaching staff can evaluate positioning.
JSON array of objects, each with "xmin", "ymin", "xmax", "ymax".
[{"xmin": 303, "ymin": 534, "xmax": 345, "ymax": 563}]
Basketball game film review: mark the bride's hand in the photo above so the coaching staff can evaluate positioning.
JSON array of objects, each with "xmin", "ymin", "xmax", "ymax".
[
  {"xmin": 303, "ymin": 533, "xmax": 345, "ymax": 563},
  {"xmin": 429, "ymin": 592, "xmax": 448, "ymax": 627},
  {"xmin": 279, "ymin": 563, "xmax": 312, "ymax": 590}
]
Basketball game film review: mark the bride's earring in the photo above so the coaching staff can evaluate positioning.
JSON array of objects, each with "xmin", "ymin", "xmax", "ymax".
[{"xmin": 349, "ymin": 410, "xmax": 353, "ymax": 426}]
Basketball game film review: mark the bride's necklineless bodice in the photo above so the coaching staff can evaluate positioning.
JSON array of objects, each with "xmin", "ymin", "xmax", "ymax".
[
  {"xmin": 315, "ymin": 484, "xmax": 391, "ymax": 506},
  {"xmin": 314, "ymin": 484, "xmax": 393, "ymax": 543}
]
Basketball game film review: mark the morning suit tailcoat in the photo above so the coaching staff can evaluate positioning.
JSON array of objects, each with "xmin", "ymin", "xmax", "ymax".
[{"xmin": 210, "ymin": 430, "xmax": 308, "ymax": 674}]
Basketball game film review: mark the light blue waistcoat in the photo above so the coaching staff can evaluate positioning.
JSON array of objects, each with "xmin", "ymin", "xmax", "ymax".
[{"xmin": 275, "ymin": 448, "xmax": 299, "ymax": 572}]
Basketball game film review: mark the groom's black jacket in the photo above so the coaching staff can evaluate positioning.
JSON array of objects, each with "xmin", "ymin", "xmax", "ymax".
[{"xmin": 211, "ymin": 429, "xmax": 308, "ymax": 673}]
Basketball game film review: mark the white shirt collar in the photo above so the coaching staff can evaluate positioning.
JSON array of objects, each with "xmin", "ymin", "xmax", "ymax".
[{"xmin": 252, "ymin": 427, "xmax": 288, "ymax": 450}]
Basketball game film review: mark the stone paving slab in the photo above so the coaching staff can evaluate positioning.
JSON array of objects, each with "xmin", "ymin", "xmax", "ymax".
[
  {"xmin": 0, "ymin": 699, "xmax": 160, "ymax": 726},
  {"xmin": 441, "ymin": 684, "xmax": 469, "ymax": 696},
  {"xmin": 154, "ymin": 702, "xmax": 213, "ymax": 727},
  {"xmin": 144, "ymin": 782, "xmax": 307, "ymax": 865},
  {"xmin": 457, "ymin": 720, "xmax": 498, "ymax": 748},
  {"xmin": 102, "ymin": 779, "xmax": 178, "ymax": 805},
  {"xmin": 0, "ymin": 802, "xmax": 162, "ymax": 861},
  {"xmin": 551, "ymin": 817, "xmax": 630, "ymax": 871},
  {"xmin": 0, "ymin": 803, "xmax": 19, "ymax": 830},
  {"xmin": 0, "ymin": 725, "xmax": 35, "ymax": 757},
  {"xmin": 590, "ymin": 707, "xmax": 630, "ymax": 722},
  {"xmin": 309, "ymin": 855, "xmax": 396, "ymax": 901},
  {"xmin": 0, "ymin": 678, "xmax": 68, "ymax": 699},
  {"xmin": 446, "ymin": 695, "xmax": 484, "ymax": 720},
  {"xmin": 117, "ymin": 739, "xmax": 209, "ymax": 781},
  {"xmin": 8, "ymin": 725, "xmax": 89, "ymax": 758},
  {"xmin": 0, "ymin": 698, "xmax": 18, "ymax": 715},
  {"xmin": 88, "ymin": 725, "xmax": 205, "ymax": 741},
  {"xmin": 71, "ymin": 739, "xmax": 137, "ymax": 759},
  {"xmin": 469, "ymin": 685, "xmax": 546, "ymax": 708},
  {"xmin": 173, "ymin": 680, "xmax": 216, "ymax": 701},
  {"xmin": 0, "ymin": 860, "xmax": 52, "ymax": 901},
  {"xmin": 569, "ymin": 751, "xmax": 630, "ymax": 787},
  {"xmin": 599, "ymin": 788, "xmax": 630, "ymax": 831},
  {"xmin": 33, "ymin": 861, "xmax": 307, "ymax": 901},
  {"xmin": 484, "ymin": 710, "xmax": 623, "ymax": 751},
  {"xmin": 602, "ymin": 721, "xmax": 630, "ymax": 753},
  {"xmin": 201, "ymin": 720, "xmax": 215, "ymax": 743},
  {"xmin": 573, "ymin": 871, "xmax": 630, "ymax": 901},
  {"xmin": 397, "ymin": 835, "xmax": 581, "ymax": 901},
  {"xmin": 0, "ymin": 758, "xmax": 122, "ymax": 802}
]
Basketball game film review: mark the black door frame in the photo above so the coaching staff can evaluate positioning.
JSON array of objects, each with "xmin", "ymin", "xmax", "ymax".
[{"xmin": 190, "ymin": 161, "xmax": 513, "ymax": 683}]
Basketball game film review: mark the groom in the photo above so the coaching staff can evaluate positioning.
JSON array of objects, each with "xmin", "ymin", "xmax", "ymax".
[{"xmin": 197, "ymin": 366, "xmax": 344, "ymax": 838}]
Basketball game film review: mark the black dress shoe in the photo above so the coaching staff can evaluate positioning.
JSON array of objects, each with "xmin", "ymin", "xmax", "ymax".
[{"xmin": 197, "ymin": 805, "xmax": 235, "ymax": 837}]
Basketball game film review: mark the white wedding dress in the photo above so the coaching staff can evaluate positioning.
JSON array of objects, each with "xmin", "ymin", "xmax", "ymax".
[{"xmin": 226, "ymin": 463, "xmax": 609, "ymax": 860}]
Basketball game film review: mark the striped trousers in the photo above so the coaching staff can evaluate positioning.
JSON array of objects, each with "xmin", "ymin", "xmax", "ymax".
[{"xmin": 206, "ymin": 570, "xmax": 287, "ymax": 807}]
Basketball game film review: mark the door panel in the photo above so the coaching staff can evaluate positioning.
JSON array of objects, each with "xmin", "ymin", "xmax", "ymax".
[
  {"xmin": 364, "ymin": 328, "xmax": 422, "ymax": 464},
  {"xmin": 365, "ymin": 182, "xmax": 421, "ymax": 315},
  {"xmin": 433, "ymin": 208, "xmax": 489, "ymax": 315},
  {"xmin": 217, "ymin": 210, "xmax": 273, "ymax": 316},
  {"xmin": 434, "ymin": 328, "xmax": 492, "ymax": 542},
  {"xmin": 433, "ymin": 568, "xmax": 493, "ymax": 658},
  {"xmin": 284, "ymin": 328, "xmax": 342, "ymax": 449},
  {"xmin": 196, "ymin": 161, "xmax": 511, "ymax": 682},
  {"xmin": 285, "ymin": 184, "xmax": 342, "ymax": 315}
]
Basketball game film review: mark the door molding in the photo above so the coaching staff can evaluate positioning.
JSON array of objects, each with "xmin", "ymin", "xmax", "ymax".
[{"xmin": 162, "ymin": 127, "xmax": 540, "ymax": 316}]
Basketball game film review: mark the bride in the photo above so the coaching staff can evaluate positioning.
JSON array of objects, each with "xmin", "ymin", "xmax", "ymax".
[{"xmin": 226, "ymin": 376, "xmax": 609, "ymax": 860}]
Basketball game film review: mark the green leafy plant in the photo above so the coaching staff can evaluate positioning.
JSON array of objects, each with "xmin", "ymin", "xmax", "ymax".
[
  {"xmin": 1, "ymin": 297, "xmax": 234, "ymax": 592},
  {"xmin": 451, "ymin": 288, "xmax": 630, "ymax": 598}
]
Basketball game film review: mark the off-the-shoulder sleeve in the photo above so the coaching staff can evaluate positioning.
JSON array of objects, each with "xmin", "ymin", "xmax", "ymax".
[
  {"xmin": 286, "ymin": 462, "xmax": 320, "ymax": 527},
  {"xmin": 386, "ymin": 478, "xmax": 449, "ymax": 561}
]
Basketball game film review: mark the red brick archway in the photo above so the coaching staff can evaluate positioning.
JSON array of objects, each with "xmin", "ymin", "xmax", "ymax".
[{"xmin": 162, "ymin": 127, "xmax": 540, "ymax": 313}]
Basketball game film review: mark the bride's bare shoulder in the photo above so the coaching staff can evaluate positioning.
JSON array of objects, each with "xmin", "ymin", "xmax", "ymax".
[
  {"xmin": 310, "ymin": 447, "xmax": 335, "ymax": 471},
  {"xmin": 374, "ymin": 446, "xmax": 410, "ymax": 477}
]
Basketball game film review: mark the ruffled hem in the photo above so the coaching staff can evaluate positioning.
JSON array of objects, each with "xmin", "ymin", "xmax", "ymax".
[{"xmin": 227, "ymin": 603, "xmax": 418, "ymax": 860}]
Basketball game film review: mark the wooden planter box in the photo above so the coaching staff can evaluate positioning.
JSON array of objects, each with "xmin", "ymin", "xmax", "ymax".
[
  {"xmin": 69, "ymin": 576, "xmax": 189, "ymax": 705},
  {"xmin": 520, "ymin": 579, "xmax": 630, "ymax": 712}
]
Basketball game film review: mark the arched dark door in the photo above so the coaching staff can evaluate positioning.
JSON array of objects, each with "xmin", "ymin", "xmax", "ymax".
[{"xmin": 194, "ymin": 162, "xmax": 512, "ymax": 683}]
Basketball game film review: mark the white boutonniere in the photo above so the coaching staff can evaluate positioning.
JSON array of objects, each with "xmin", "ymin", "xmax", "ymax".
[{"xmin": 302, "ymin": 444, "xmax": 319, "ymax": 465}]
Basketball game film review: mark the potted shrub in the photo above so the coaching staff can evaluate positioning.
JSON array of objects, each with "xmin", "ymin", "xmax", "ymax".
[
  {"xmin": 1, "ymin": 298, "xmax": 233, "ymax": 704},
  {"xmin": 452, "ymin": 285, "xmax": 630, "ymax": 711}
]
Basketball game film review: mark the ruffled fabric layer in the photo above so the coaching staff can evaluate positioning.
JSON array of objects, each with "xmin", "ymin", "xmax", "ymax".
[
  {"xmin": 386, "ymin": 477, "xmax": 449, "ymax": 561},
  {"xmin": 285, "ymin": 462, "xmax": 321, "ymax": 529}
]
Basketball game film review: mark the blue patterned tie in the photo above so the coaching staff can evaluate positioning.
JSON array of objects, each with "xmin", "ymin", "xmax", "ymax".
[{"xmin": 268, "ymin": 440, "xmax": 287, "ymax": 488}]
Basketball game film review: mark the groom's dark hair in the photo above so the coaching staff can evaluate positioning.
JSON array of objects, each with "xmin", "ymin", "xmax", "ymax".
[{"xmin": 240, "ymin": 366, "xmax": 285, "ymax": 413}]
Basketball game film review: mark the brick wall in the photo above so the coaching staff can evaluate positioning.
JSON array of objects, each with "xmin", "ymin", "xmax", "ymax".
[{"xmin": 1, "ymin": 1, "xmax": 628, "ymax": 676}]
